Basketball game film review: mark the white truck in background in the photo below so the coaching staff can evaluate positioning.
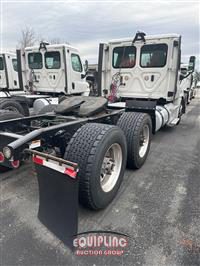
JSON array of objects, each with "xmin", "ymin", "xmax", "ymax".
[
  {"xmin": 0, "ymin": 52, "xmax": 31, "ymax": 115},
  {"xmin": 0, "ymin": 53, "xmax": 19, "ymax": 92},
  {"xmin": 0, "ymin": 43, "xmax": 90, "ymax": 115},
  {"xmin": 180, "ymin": 56, "xmax": 196, "ymax": 105},
  {"xmin": 18, "ymin": 42, "xmax": 90, "ymax": 96},
  {"xmin": 191, "ymin": 71, "xmax": 199, "ymax": 98}
]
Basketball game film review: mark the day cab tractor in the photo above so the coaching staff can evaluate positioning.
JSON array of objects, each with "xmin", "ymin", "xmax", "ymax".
[
  {"xmin": 191, "ymin": 71, "xmax": 199, "ymax": 99},
  {"xmin": 180, "ymin": 56, "xmax": 196, "ymax": 104},
  {"xmin": 0, "ymin": 52, "xmax": 19, "ymax": 92},
  {"xmin": 0, "ymin": 32, "xmax": 187, "ymax": 247},
  {"xmin": 0, "ymin": 53, "xmax": 30, "ymax": 115},
  {"xmin": 0, "ymin": 43, "xmax": 90, "ymax": 115}
]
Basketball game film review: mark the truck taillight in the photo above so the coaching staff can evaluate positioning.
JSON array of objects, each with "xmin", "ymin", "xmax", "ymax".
[
  {"xmin": 11, "ymin": 160, "xmax": 20, "ymax": 168},
  {"xmin": 0, "ymin": 152, "xmax": 4, "ymax": 163},
  {"xmin": 33, "ymin": 156, "xmax": 43, "ymax": 165}
]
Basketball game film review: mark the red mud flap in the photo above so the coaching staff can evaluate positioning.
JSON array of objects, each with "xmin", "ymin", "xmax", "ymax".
[{"xmin": 29, "ymin": 150, "xmax": 79, "ymax": 249}]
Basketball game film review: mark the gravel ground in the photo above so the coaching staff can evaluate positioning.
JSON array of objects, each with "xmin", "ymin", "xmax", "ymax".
[{"xmin": 0, "ymin": 91, "xmax": 200, "ymax": 266}]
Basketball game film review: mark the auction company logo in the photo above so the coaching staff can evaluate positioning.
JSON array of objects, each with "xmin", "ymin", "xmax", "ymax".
[{"xmin": 72, "ymin": 230, "xmax": 129, "ymax": 256}]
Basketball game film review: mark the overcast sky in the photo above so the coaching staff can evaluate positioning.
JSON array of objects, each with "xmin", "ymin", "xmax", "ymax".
[{"xmin": 1, "ymin": 0, "xmax": 199, "ymax": 69}]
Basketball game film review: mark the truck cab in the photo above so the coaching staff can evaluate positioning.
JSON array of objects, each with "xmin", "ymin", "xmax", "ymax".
[
  {"xmin": 0, "ymin": 53, "xmax": 19, "ymax": 92},
  {"xmin": 97, "ymin": 32, "xmax": 187, "ymax": 128},
  {"xmin": 18, "ymin": 43, "xmax": 90, "ymax": 96},
  {"xmin": 98, "ymin": 33, "xmax": 181, "ymax": 103}
]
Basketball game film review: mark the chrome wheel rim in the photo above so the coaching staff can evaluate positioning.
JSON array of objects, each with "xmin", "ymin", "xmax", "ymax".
[
  {"xmin": 139, "ymin": 124, "xmax": 150, "ymax": 158},
  {"xmin": 100, "ymin": 143, "xmax": 122, "ymax": 193}
]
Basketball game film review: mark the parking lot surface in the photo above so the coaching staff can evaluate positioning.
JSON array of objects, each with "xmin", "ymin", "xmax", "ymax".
[{"xmin": 1, "ymin": 92, "xmax": 200, "ymax": 266}]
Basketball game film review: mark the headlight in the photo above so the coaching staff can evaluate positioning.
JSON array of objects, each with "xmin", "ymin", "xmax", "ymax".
[{"xmin": 3, "ymin": 147, "xmax": 12, "ymax": 159}]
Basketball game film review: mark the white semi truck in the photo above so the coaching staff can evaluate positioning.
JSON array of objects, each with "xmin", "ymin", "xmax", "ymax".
[
  {"xmin": 0, "ymin": 52, "xmax": 19, "ymax": 92},
  {"xmin": 0, "ymin": 32, "xmax": 191, "ymax": 247},
  {"xmin": 0, "ymin": 43, "xmax": 90, "ymax": 114},
  {"xmin": 18, "ymin": 42, "xmax": 90, "ymax": 96},
  {"xmin": 0, "ymin": 52, "xmax": 31, "ymax": 115}
]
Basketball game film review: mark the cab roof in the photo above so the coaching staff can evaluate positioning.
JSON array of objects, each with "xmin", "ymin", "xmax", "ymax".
[
  {"xmin": 108, "ymin": 33, "xmax": 180, "ymax": 44},
  {"xmin": 25, "ymin": 43, "xmax": 79, "ymax": 53}
]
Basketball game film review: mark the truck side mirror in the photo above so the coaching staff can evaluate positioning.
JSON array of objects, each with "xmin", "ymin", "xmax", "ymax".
[
  {"xmin": 84, "ymin": 60, "xmax": 88, "ymax": 72},
  {"xmin": 188, "ymin": 56, "xmax": 196, "ymax": 72}
]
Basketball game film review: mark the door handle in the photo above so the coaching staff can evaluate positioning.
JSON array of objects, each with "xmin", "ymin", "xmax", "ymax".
[
  {"xmin": 151, "ymin": 75, "xmax": 154, "ymax": 82},
  {"xmin": 72, "ymin": 82, "xmax": 75, "ymax": 90}
]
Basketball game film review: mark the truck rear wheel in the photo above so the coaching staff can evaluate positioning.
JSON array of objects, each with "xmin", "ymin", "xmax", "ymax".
[
  {"xmin": 184, "ymin": 91, "xmax": 189, "ymax": 105},
  {"xmin": 64, "ymin": 123, "xmax": 127, "ymax": 210},
  {"xmin": 0, "ymin": 99, "xmax": 26, "ymax": 116},
  {"xmin": 117, "ymin": 112, "xmax": 152, "ymax": 169}
]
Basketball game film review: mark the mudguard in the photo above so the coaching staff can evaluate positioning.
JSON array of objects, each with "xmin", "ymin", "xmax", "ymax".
[{"xmin": 32, "ymin": 152, "xmax": 79, "ymax": 249}]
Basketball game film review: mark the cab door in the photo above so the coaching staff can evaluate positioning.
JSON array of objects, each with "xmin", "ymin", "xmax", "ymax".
[
  {"xmin": 110, "ymin": 41, "xmax": 170, "ymax": 100},
  {"xmin": 164, "ymin": 39, "xmax": 180, "ymax": 101},
  {"xmin": 43, "ymin": 48, "xmax": 65, "ymax": 93},
  {"xmin": 110, "ymin": 44, "xmax": 137, "ymax": 98},
  {"xmin": 25, "ymin": 47, "xmax": 65, "ymax": 94},
  {"xmin": 9, "ymin": 55, "xmax": 19, "ymax": 90},
  {"xmin": 67, "ymin": 51, "xmax": 89, "ymax": 95}
]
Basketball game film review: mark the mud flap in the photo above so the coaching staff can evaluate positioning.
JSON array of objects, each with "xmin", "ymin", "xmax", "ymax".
[{"xmin": 32, "ymin": 151, "xmax": 79, "ymax": 249}]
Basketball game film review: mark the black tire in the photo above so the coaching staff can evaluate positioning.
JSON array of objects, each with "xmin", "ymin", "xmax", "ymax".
[
  {"xmin": 0, "ymin": 99, "xmax": 26, "ymax": 115},
  {"xmin": 0, "ymin": 110, "xmax": 24, "ymax": 121},
  {"xmin": 117, "ymin": 112, "xmax": 152, "ymax": 169},
  {"xmin": 181, "ymin": 96, "xmax": 186, "ymax": 114},
  {"xmin": 176, "ymin": 100, "xmax": 184, "ymax": 125},
  {"xmin": 64, "ymin": 123, "xmax": 127, "ymax": 210},
  {"xmin": 184, "ymin": 91, "xmax": 189, "ymax": 105},
  {"xmin": 38, "ymin": 104, "xmax": 58, "ymax": 115}
]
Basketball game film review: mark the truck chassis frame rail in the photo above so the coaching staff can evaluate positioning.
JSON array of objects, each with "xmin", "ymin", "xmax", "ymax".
[{"xmin": 0, "ymin": 109, "xmax": 124, "ymax": 161}]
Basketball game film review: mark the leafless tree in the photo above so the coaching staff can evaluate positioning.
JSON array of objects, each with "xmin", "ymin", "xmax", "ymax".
[
  {"xmin": 49, "ymin": 38, "xmax": 62, "ymax": 44},
  {"xmin": 48, "ymin": 38, "xmax": 70, "ymax": 45},
  {"xmin": 18, "ymin": 27, "xmax": 36, "ymax": 49}
]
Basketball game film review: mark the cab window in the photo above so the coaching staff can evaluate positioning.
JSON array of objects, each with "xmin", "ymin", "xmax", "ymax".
[
  {"xmin": 12, "ymin": 59, "xmax": 18, "ymax": 72},
  {"xmin": 28, "ymin": 52, "xmax": 43, "ymax": 69},
  {"xmin": 45, "ymin": 51, "xmax": 61, "ymax": 69},
  {"xmin": 113, "ymin": 46, "xmax": 136, "ymax": 68},
  {"xmin": 71, "ymin": 54, "xmax": 82, "ymax": 72},
  {"xmin": 0, "ymin": 57, "xmax": 4, "ymax": 70},
  {"xmin": 140, "ymin": 44, "xmax": 168, "ymax": 68}
]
